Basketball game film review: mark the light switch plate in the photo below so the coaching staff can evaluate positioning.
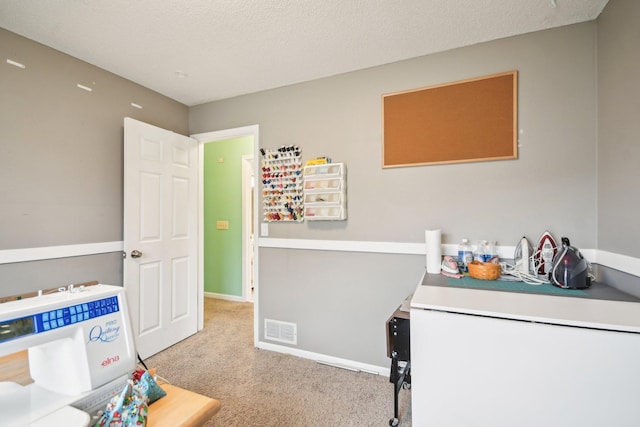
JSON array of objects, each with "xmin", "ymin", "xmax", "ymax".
[
  {"xmin": 216, "ymin": 220, "xmax": 229, "ymax": 230},
  {"xmin": 260, "ymin": 223, "xmax": 269, "ymax": 237}
]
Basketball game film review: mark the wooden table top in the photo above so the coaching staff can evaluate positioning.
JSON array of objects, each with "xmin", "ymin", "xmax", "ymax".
[{"xmin": 149, "ymin": 383, "xmax": 221, "ymax": 427}]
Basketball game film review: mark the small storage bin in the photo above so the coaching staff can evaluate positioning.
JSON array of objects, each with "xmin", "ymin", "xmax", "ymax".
[
  {"xmin": 468, "ymin": 261, "xmax": 502, "ymax": 280},
  {"xmin": 302, "ymin": 163, "xmax": 347, "ymax": 221}
]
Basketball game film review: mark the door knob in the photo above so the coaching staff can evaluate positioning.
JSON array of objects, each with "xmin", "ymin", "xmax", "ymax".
[{"xmin": 131, "ymin": 250, "xmax": 143, "ymax": 258}]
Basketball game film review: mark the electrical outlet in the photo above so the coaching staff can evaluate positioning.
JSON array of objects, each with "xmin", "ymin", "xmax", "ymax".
[{"xmin": 216, "ymin": 220, "xmax": 229, "ymax": 230}]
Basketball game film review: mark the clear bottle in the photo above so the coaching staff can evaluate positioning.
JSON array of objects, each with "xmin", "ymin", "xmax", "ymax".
[
  {"xmin": 458, "ymin": 238, "xmax": 473, "ymax": 272},
  {"xmin": 473, "ymin": 240, "xmax": 487, "ymax": 262},
  {"xmin": 486, "ymin": 241, "xmax": 499, "ymax": 263}
]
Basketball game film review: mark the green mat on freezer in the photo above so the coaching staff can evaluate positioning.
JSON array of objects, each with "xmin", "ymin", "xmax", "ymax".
[{"xmin": 446, "ymin": 276, "xmax": 589, "ymax": 296}]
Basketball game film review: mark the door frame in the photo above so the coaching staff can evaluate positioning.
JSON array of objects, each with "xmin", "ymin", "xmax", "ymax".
[
  {"xmin": 191, "ymin": 125, "xmax": 259, "ymax": 345},
  {"xmin": 241, "ymin": 154, "xmax": 254, "ymax": 302}
]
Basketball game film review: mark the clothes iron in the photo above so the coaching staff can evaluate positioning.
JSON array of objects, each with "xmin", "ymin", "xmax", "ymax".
[
  {"xmin": 441, "ymin": 256, "xmax": 463, "ymax": 278},
  {"xmin": 533, "ymin": 231, "xmax": 558, "ymax": 276},
  {"xmin": 549, "ymin": 237, "xmax": 592, "ymax": 289},
  {"xmin": 514, "ymin": 236, "xmax": 533, "ymax": 274}
]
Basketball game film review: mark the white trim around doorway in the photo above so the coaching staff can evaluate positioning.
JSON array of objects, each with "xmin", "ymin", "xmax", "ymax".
[{"xmin": 191, "ymin": 125, "xmax": 260, "ymax": 347}]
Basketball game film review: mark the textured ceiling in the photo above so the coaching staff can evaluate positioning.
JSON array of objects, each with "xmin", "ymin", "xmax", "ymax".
[{"xmin": 0, "ymin": 0, "xmax": 608, "ymax": 106}]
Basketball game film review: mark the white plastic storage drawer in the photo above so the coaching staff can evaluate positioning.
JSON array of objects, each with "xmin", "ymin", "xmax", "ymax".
[
  {"xmin": 303, "ymin": 164, "xmax": 343, "ymax": 177},
  {"xmin": 304, "ymin": 206, "xmax": 345, "ymax": 220},
  {"xmin": 304, "ymin": 192, "xmax": 343, "ymax": 205},
  {"xmin": 303, "ymin": 178, "xmax": 342, "ymax": 191}
]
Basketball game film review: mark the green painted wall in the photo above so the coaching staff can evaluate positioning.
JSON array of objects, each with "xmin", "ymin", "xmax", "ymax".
[{"xmin": 203, "ymin": 136, "xmax": 253, "ymax": 296}]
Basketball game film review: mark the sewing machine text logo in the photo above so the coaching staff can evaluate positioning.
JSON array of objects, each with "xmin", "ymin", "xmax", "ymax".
[{"xmin": 88, "ymin": 319, "xmax": 121, "ymax": 344}]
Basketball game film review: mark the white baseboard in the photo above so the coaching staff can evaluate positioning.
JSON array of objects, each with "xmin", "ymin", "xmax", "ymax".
[
  {"xmin": 256, "ymin": 340, "xmax": 390, "ymax": 377},
  {"xmin": 204, "ymin": 292, "xmax": 244, "ymax": 302}
]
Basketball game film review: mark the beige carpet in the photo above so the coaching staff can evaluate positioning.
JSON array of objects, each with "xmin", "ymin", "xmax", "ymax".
[{"xmin": 144, "ymin": 297, "xmax": 412, "ymax": 426}]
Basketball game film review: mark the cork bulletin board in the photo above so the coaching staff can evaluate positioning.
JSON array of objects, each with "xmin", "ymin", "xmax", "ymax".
[{"xmin": 383, "ymin": 71, "xmax": 518, "ymax": 168}]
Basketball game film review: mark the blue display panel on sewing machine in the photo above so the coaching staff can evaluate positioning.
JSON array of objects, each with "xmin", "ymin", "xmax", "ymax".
[{"xmin": 0, "ymin": 296, "xmax": 120, "ymax": 343}]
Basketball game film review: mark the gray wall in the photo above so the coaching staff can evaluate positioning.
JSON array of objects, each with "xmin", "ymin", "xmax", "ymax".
[
  {"xmin": 597, "ymin": 0, "xmax": 640, "ymax": 258},
  {"xmin": 191, "ymin": 23, "xmax": 598, "ymax": 248},
  {"xmin": 259, "ymin": 249, "xmax": 424, "ymax": 363},
  {"xmin": 2, "ymin": 0, "xmax": 637, "ymax": 370},
  {"xmin": 190, "ymin": 23, "xmax": 600, "ymax": 366},
  {"xmin": 0, "ymin": 28, "xmax": 188, "ymax": 295}
]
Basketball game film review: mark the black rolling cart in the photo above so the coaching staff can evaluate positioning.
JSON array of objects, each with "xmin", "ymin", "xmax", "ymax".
[{"xmin": 386, "ymin": 301, "xmax": 411, "ymax": 426}]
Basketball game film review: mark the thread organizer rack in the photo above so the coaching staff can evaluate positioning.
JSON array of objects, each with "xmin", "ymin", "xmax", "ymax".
[{"xmin": 260, "ymin": 145, "xmax": 304, "ymax": 222}]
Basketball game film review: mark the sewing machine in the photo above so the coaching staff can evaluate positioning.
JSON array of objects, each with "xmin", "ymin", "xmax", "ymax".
[{"xmin": 0, "ymin": 284, "xmax": 136, "ymax": 426}]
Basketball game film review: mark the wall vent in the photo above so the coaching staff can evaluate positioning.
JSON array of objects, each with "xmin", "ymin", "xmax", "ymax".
[{"xmin": 264, "ymin": 319, "xmax": 297, "ymax": 345}]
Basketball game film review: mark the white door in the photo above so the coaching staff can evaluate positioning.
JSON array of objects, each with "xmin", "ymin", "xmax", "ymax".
[{"xmin": 123, "ymin": 117, "xmax": 199, "ymax": 359}]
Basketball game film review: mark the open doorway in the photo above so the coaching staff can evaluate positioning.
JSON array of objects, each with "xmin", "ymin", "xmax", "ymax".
[{"xmin": 192, "ymin": 125, "xmax": 260, "ymax": 345}]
